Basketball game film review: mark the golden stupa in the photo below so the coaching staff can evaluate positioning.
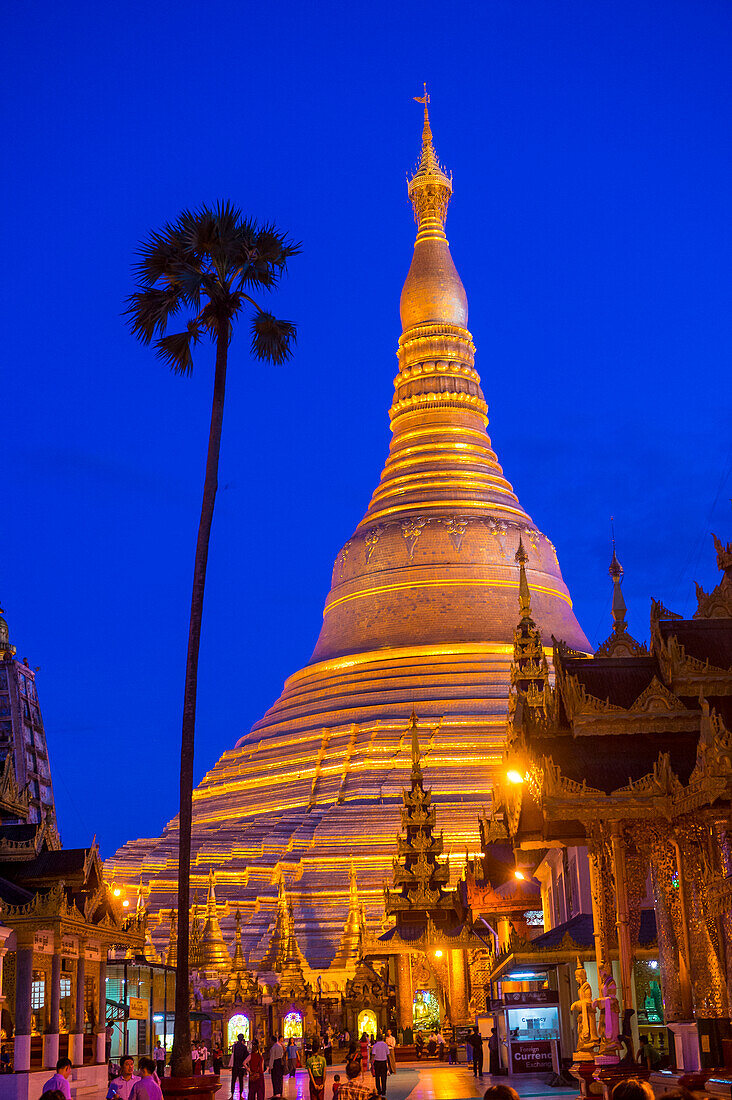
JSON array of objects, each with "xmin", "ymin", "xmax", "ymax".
[{"xmin": 108, "ymin": 94, "xmax": 590, "ymax": 970}]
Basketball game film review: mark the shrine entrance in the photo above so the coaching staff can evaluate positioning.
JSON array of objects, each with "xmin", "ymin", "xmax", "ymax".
[
  {"xmin": 412, "ymin": 989, "xmax": 440, "ymax": 1033},
  {"xmin": 357, "ymin": 1009, "xmax": 377, "ymax": 1038},
  {"xmin": 227, "ymin": 1014, "xmax": 251, "ymax": 1047}
]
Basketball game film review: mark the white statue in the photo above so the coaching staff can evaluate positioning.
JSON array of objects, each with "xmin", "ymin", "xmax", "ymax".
[
  {"xmin": 570, "ymin": 958, "xmax": 599, "ymax": 1058},
  {"xmin": 593, "ymin": 961, "xmax": 621, "ymax": 1061}
]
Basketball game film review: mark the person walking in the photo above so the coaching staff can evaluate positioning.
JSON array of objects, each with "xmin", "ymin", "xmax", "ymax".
[
  {"xmin": 130, "ymin": 1059, "xmax": 163, "ymax": 1100},
  {"xmin": 244, "ymin": 1039, "xmax": 266, "ymax": 1100},
  {"xmin": 385, "ymin": 1030, "xmax": 396, "ymax": 1074},
  {"xmin": 371, "ymin": 1033, "xmax": 390, "ymax": 1098},
  {"xmin": 269, "ymin": 1034, "xmax": 285, "ymax": 1098},
  {"xmin": 286, "ymin": 1038, "xmax": 298, "ymax": 1078},
  {"xmin": 470, "ymin": 1027, "xmax": 484, "ymax": 1077},
  {"xmin": 212, "ymin": 1043, "xmax": 224, "ymax": 1076},
  {"xmin": 306, "ymin": 1038, "xmax": 327, "ymax": 1100},
  {"xmin": 359, "ymin": 1034, "xmax": 369, "ymax": 1083},
  {"xmin": 153, "ymin": 1041, "xmax": 166, "ymax": 1079},
  {"xmin": 229, "ymin": 1032, "xmax": 249, "ymax": 1100}
]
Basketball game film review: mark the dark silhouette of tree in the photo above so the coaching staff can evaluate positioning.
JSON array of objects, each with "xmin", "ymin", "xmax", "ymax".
[{"xmin": 125, "ymin": 202, "xmax": 299, "ymax": 1077}]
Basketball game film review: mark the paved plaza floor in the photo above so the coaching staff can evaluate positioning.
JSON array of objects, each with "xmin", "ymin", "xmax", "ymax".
[{"xmin": 222, "ymin": 1063, "xmax": 575, "ymax": 1100}]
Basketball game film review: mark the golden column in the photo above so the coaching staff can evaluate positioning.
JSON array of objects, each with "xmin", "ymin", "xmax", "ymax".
[{"xmin": 396, "ymin": 955, "xmax": 413, "ymax": 1031}]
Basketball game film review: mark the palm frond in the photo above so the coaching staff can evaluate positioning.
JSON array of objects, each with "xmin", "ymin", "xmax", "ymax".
[
  {"xmin": 250, "ymin": 311, "xmax": 297, "ymax": 364},
  {"xmin": 155, "ymin": 321, "xmax": 203, "ymax": 375},
  {"xmin": 124, "ymin": 286, "xmax": 184, "ymax": 343}
]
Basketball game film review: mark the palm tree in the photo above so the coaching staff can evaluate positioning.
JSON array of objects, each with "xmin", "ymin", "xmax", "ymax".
[{"xmin": 125, "ymin": 202, "xmax": 299, "ymax": 1078}]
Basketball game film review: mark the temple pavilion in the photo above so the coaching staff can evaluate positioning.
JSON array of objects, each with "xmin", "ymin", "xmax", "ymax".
[
  {"xmin": 0, "ymin": 606, "xmax": 144, "ymax": 1099},
  {"xmin": 106, "ymin": 95, "xmax": 590, "ymax": 978},
  {"xmin": 487, "ymin": 531, "xmax": 732, "ymax": 1080}
]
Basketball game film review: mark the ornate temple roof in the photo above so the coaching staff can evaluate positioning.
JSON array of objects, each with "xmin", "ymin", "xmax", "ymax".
[{"xmin": 497, "ymin": 533, "xmax": 732, "ymax": 846}]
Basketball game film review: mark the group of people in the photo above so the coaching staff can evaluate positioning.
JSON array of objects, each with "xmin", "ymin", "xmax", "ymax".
[{"xmin": 40, "ymin": 1054, "xmax": 163, "ymax": 1100}]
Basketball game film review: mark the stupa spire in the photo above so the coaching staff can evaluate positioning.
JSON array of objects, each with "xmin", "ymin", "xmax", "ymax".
[
  {"xmin": 516, "ymin": 536, "xmax": 532, "ymax": 621},
  {"xmin": 609, "ymin": 521, "xmax": 627, "ymax": 634},
  {"xmin": 332, "ymin": 861, "xmax": 363, "ymax": 968},
  {"xmin": 198, "ymin": 868, "xmax": 231, "ymax": 971}
]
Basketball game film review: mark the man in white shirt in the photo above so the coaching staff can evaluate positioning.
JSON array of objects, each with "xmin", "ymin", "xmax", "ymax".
[
  {"xmin": 269, "ymin": 1034, "xmax": 285, "ymax": 1098},
  {"xmin": 153, "ymin": 1040, "xmax": 166, "ymax": 1078},
  {"xmin": 385, "ymin": 1030, "xmax": 396, "ymax": 1074},
  {"xmin": 42, "ymin": 1057, "xmax": 72, "ymax": 1100},
  {"xmin": 371, "ymin": 1034, "xmax": 390, "ymax": 1098},
  {"xmin": 112, "ymin": 1055, "xmax": 141, "ymax": 1100}
]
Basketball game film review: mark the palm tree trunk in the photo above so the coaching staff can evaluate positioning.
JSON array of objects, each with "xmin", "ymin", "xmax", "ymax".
[{"xmin": 171, "ymin": 319, "xmax": 229, "ymax": 1079}]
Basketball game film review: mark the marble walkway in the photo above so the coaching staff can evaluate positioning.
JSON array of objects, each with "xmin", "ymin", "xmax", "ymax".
[{"xmin": 219, "ymin": 1063, "xmax": 576, "ymax": 1100}]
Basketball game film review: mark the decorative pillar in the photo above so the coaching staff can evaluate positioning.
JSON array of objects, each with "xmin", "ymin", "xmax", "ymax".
[
  {"xmin": 647, "ymin": 829, "xmax": 692, "ymax": 1022},
  {"xmin": 14, "ymin": 943, "xmax": 34, "ymax": 1072},
  {"xmin": 447, "ymin": 950, "xmax": 469, "ymax": 1024},
  {"xmin": 713, "ymin": 820, "xmax": 732, "ymax": 1014},
  {"xmin": 673, "ymin": 830, "xmax": 727, "ymax": 1018},
  {"xmin": 673, "ymin": 826, "xmax": 730, "ymax": 1069},
  {"xmin": 43, "ymin": 944, "xmax": 62, "ymax": 1068},
  {"xmin": 395, "ymin": 955, "xmax": 412, "ymax": 1032},
  {"xmin": 71, "ymin": 949, "xmax": 86, "ymax": 1066},
  {"xmin": 609, "ymin": 823, "xmax": 634, "ymax": 1017},
  {"xmin": 96, "ymin": 955, "xmax": 107, "ymax": 1063},
  {"xmin": 587, "ymin": 829, "xmax": 612, "ymax": 973}
]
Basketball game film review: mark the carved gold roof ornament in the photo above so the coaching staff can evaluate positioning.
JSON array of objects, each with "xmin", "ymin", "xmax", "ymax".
[
  {"xmin": 0, "ymin": 751, "xmax": 30, "ymax": 819},
  {"xmin": 693, "ymin": 534, "xmax": 732, "ymax": 618},
  {"xmin": 507, "ymin": 539, "xmax": 552, "ymax": 738}
]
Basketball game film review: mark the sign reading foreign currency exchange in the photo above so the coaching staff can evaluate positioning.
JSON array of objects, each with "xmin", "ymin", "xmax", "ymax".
[{"xmin": 510, "ymin": 1040, "xmax": 553, "ymax": 1073}]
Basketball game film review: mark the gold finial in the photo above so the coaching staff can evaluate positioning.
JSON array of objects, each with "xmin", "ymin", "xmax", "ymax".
[
  {"xmin": 408, "ymin": 85, "xmax": 452, "ymax": 224},
  {"xmin": 515, "ymin": 536, "xmax": 532, "ymax": 620},
  {"xmin": 413, "ymin": 82, "xmax": 430, "ymax": 114},
  {"xmin": 609, "ymin": 518, "xmax": 627, "ymax": 633}
]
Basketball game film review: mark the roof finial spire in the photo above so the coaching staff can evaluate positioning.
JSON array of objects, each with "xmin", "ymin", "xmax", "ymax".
[
  {"xmin": 515, "ymin": 536, "xmax": 532, "ymax": 621},
  {"xmin": 408, "ymin": 85, "xmax": 453, "ymax": 226},
  {"xmin": 609, "ymin": 517, "xmax": 627, "ymax": 633}
]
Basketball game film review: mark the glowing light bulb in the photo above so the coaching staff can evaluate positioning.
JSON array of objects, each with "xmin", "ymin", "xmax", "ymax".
[
  {"xmin": 514, "ymin": 870, "xmax": 526, "ymax": 881},
  {"xmin": 122, "ymin": 899, "xmax": 130, "ymax": 907},
  {"xmin": 507, "ymin": 770, "xmax": 524, "ymax": 784},
  {"xmin": 113, "ymin": 888, "xmax": 122, "ymax": 897},
  {"xmin": 434, "ymin": 950, "xmax": 443, "ymax": 958}
]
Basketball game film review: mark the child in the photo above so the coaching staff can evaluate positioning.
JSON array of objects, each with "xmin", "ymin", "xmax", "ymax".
[{"xmin": 332, "ymin": 1073, "xmax": 341, "ymax": 1099}]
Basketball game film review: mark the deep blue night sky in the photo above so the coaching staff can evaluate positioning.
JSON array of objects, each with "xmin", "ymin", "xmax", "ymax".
[{"xmin": 3, "ymin": 0, "xmax": 731, "ymax": 854}]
